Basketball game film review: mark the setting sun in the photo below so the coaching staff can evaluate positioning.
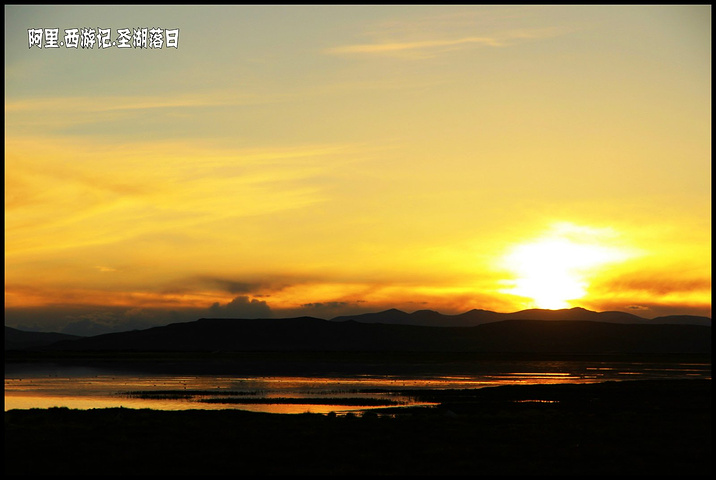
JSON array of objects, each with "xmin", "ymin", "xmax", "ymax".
[{"xmin": 499, "ymin": 224, "xmax": 634, "ymax": 309}]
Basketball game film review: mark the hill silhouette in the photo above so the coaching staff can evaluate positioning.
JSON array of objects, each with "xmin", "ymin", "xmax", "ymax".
[
  {"xmin": 27, "ymin": 313, "xmax": 711, "ymax": 354},
  {"xmin": 331, "ymin": 306, "xmax": 711, "ymax": 327},
  {"xmin": 4, "ymin": 326, "xmax": 82, "ymax": 350}
]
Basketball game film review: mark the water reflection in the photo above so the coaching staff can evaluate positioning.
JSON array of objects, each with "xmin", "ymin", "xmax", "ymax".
[{"xmin": 5, "ymin": 359, "xmax": 710, "ymax": 413}]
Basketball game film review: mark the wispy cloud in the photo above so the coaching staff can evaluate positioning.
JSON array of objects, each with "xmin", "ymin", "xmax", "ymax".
[
  {"xmin": 4, "ymin": 91, "xmax": 271, "ymax": 114},
  {"xmin": 325, "ymin": 8, "xmax": 575, "ymax": 59},
  {"xmin": 4, "ymin": 136, "xmax": 348, "ymax": 257},
  {"xmin": 326, "ymin": 36, "xmax": 504, "ymax": 56}
]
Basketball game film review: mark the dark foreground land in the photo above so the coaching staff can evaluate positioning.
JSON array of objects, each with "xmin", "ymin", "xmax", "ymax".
[{"xmin": 4, "ymin": 379, "xmax": 711, "ymax": 476}]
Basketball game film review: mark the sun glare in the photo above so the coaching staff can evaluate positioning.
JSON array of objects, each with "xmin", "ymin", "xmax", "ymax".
[{"xmin": 499, "ymin": 223, "xmax": 633, "ymax": 310}]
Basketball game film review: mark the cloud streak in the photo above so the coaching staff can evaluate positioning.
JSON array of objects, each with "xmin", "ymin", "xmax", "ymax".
[
  {"xmin": 4, "ymin": 136, "xmax": 347, "ymax": 258},
  {"xmin": 326, "ymin": 36, "xmax": 504, "ymax": 55},
  {"xmin": 325, "ymin": 20, "xmax": 573, "ymax": 59},
  {"xmin": 4, "ymin": 91, "xmax": 278, "ymax": 114}
]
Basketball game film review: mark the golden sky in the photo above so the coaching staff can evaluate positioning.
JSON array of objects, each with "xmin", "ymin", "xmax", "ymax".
[{"xmin": 5, "ymin": 5, "xmax": 711, "ymax": 334}]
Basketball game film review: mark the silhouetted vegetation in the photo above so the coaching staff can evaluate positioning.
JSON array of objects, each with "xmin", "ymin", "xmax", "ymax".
[
  {"xmin": 123, "ymin": 389, "xmax": 260, "ymax": 399},
  {"xmin": 199, "ymin": 396, "xmax": 406, "ymax": 406},
  {"xmin": 121, "ymin": 389, "xmax": 410, "ymax": 406},
  {"xmin": 5, "ymin": 379, "xmax": 711, "ymax": 476}
]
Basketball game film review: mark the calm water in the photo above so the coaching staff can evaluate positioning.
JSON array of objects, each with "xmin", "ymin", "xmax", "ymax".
[{"xmin": 5, "ymin": 358, "xmax": 711, "ymax": 414}]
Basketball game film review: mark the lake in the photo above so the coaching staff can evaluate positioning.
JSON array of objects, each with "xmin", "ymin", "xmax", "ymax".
[{"xmin": 5, "ymin": 355, "xmax": 710, "ymax": 414}]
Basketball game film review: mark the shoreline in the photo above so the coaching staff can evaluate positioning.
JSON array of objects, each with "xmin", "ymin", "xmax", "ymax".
[
  {"xmin": 6, "ymin": 350, "xmax": 710, "ymax": 376},
  {"xmin": 5, "ymin": 378, "xmax": 711, "ymax": 476}
]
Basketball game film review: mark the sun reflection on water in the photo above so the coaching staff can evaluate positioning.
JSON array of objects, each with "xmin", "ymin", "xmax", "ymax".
[{"xmin": 5, "ymin": 360, "xmax": 711, "ymax": 413}]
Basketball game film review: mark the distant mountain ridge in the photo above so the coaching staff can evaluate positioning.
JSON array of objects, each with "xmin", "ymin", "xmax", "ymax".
[
  {"xmin": 5, "ymin": 308, "xmax": 711, "ymax": 353},
  {"xmin": 331, "ymin": 307, "xmax": 711, "ymax": 327},
  {"xmin": 4, "ymin": 326, "xmax": 82, "ymax": 350},
  {"xmin": 11, "ymin": 308, "xmax": 711, "ymax": 354}
]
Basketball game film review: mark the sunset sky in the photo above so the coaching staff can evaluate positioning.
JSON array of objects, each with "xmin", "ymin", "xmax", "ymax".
[{"xmin": 5, "ymin": 5, "xmax": 711, "ymax": 335}]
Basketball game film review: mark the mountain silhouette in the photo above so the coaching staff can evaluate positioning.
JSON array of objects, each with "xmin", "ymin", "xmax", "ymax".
[
  {"xmin": 23, "ymin": 310, "xmax": 711, "ymax": 354},
  {"xmin": 4, "ymin": 326, "xmax": 82, "ymax": 350},
  {"xmin": 331, "ymin": 306, "xmax": 711, "ymax": 327}
]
